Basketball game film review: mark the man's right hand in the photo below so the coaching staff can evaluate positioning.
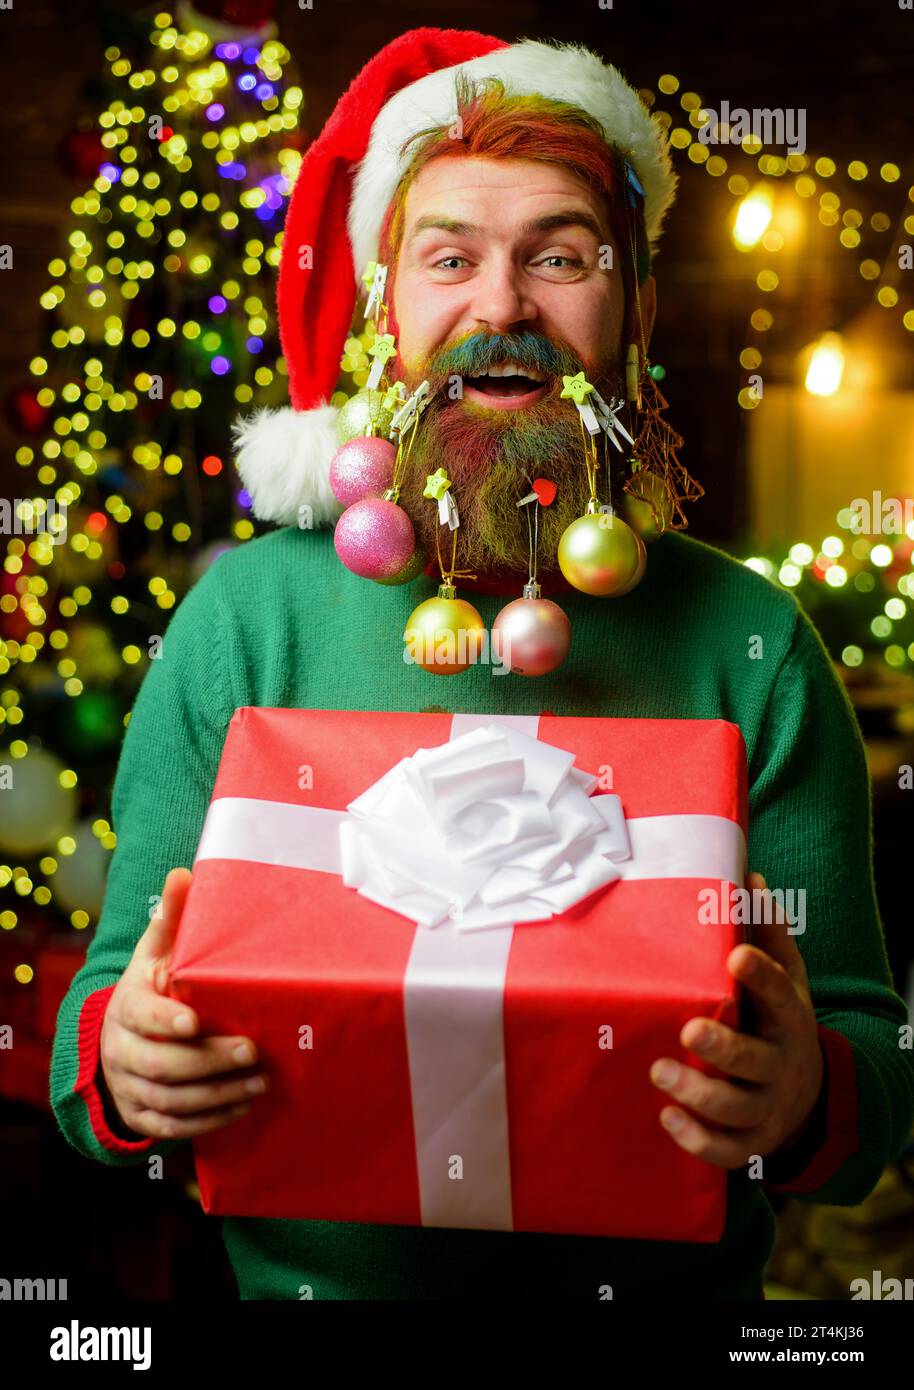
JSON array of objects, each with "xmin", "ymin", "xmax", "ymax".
[{"xmin": 99, "ymin": 867, "xmax": 269, "ymax": 1140}]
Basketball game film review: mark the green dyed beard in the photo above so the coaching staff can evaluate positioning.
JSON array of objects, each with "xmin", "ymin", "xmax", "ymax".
[{"xmin": 395, "ymin": 351, "xmax": 628, "ymax": 580}]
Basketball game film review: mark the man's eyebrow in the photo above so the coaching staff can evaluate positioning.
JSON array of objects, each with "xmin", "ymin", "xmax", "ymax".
[
  {"xmin": 520, "ymin": 211, "xmax": 606, "ymax": 240},
  {"xmin": 405, "ymin": 209, "xmax": 606, "ymax": 244},
  {"xmin": 406, "ymin": 215, "xmax": 478, "ymax": 243}
]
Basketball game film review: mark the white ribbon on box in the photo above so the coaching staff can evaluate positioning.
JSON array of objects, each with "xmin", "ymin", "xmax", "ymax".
[{"xmin": 194, "ymin": 712, "xmax": 746, "ymax": 1231}]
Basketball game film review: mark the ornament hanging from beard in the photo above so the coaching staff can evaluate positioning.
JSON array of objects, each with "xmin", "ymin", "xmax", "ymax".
[{"xmin": 392, "ymin": 330, "xmax": 630, "ymax": 584}]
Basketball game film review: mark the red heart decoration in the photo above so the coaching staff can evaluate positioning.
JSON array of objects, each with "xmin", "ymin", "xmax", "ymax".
[{"xmin": 532, "ymin": 478, "xmax": 557, "ymax": 506}]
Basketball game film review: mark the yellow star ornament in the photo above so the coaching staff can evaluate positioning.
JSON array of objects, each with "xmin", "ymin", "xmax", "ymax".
[
  {"xmin": 560, "ymin": 371, "xmax": 595, "ymax": 405},
  {"xmin": 368, "ymin": 333, "xmax": 397, "ymax": 365},
  {"xmin": 423, "ymin": 468, "xmax": 452, "ymax": 501}
]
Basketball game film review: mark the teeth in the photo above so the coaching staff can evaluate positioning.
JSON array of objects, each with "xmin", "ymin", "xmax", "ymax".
[{"xmin": 479, "ymin": 361, "xmax": 546, "ymax": 382}]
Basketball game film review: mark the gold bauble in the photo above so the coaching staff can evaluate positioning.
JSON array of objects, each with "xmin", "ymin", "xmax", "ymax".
[
  {"xmin": 623, "ymin": 472, "xmax": 674, "ymax": 537},
  {"xmin": 404, "ymin": 586, "xmax": 486, "ymax": 675},
  {"xmin": 557, "ymin": 511, "xmax": 645, "ymax": 596},
  {"xmin": 610, "ymin": 527, "xmax": 647, "ymax": 595},
  {"xmin": 335, "ymin": 390, "xmax": 395, "ymax": 444}
]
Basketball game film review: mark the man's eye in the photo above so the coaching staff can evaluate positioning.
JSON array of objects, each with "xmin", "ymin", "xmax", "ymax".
[
  {"xmin": 432, "ymin": 256, "xmax": 467, "ymax": 270},
  {"xmin": 536, "ymin": 255, "xmax": 584, "ymax": 270}
]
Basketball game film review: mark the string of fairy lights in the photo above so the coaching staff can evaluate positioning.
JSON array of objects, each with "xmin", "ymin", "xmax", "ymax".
[
  {"xmin": 636, "ymin": 75, "xmax": 913, "ymax": 676},
  {"xmin": 643, "ymin": 71, "xmax": 913, "ymax": 409}
]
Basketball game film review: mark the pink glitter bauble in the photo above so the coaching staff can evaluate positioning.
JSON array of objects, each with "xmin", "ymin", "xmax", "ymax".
[
  {"xmin": 334, "ymin": 498, "xmax": 415, "ymax": 580},
  {"xmin": 329, "ymin": 436, "xmax": 396, "ymax": 506}
]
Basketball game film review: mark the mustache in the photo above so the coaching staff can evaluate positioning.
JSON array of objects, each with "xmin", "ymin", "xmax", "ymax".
[{"xmin": 421, "ymin": 329, "xmax": 585, "ymax": 382}]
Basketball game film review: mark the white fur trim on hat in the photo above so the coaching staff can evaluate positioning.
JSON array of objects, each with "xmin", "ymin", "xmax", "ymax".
[
  {"xmin": 232, "ymin": 405, "xmax": 343, "ymax": 529},
  {"xmin": 348, "ymin": 39, "xmax": 677, "ymax": 284}
]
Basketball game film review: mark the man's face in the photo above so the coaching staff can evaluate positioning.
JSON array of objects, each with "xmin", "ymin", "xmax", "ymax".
[
  {"xmin": 386, "ymin": 155, "xmax": 656, "ymax": 580},
  {"xmin": 395, "ymin": 155, "xmax": 625, "ymax": 395}
]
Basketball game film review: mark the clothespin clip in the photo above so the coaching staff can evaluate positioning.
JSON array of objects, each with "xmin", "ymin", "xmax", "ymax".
[
  {"xmin": 390, "ymin": 379, "xmax": 430, "ymax": 438},
  {"xmin": 516, "ymin": 478, "xmax": 557, "ymax": 507},
  {"xmin": 366, "ymin": 332, "xmax": 396, "ymax": 391},
  {"xmin": 560, "ymin": 371, "xmax": 601, "ymax": 435},
  {"xmin": 424, "ymin": 467, "xmax": 459, "ymax": 530},
  {"xmin": 589, "ymin": 387, "xmax": 635, "ymax": 452},
  {"xmin": 362, "ymin": 261, "xmax": 388, "ymax": 322}
]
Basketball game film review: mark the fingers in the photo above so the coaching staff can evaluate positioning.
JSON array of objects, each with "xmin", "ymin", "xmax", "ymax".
[
  {"xmin": 115, "ymin": 982, "xmax": 200, "ymax": 1040},
  {"xmin": 649, "ymin": 1056, "xmax": 766, "ymax": 1129},
  {"xmin": 114, "ymin": 1063, "xmax": 269, "ymax": 1118},
  {"xmin": 113, "ymin": 1019, "xmax": 259, "ymax": 1081},
  {"xmin": 136, "ymin": 867, "xmax": 193, "ymax": 969},
  {"xmin": 727, "ymin": 941, "xmax": 801, "ymax": 1035},
  {"xmin": 744, "ymin": 872, "xmax": 808, "ymax": 982},
  {"xmin": 655, "ymin": 1106, "xmax": 767, "ymax": 1170},
  {"xmin": 678, "ymin": 1017, "xmax": 780, "ymax": 1082},
  {"xmin": 119, "ymin": 1099, "xmax": 256, "ymax": 1142}
]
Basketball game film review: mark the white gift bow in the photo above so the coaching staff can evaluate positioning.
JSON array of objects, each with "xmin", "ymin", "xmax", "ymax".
[{"xmin": 338, "ymin": 723, "xmax": 631, "ymax": 932}]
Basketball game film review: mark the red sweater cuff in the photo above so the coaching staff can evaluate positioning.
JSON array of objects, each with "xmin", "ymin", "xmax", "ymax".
[
  {"xmin": 75, "ymin": 985, "xmax": 158, "ymax": 1154},
  {"xmin": 763, "ymin": 1024, "xmax": 860, "ymax": 1195}
]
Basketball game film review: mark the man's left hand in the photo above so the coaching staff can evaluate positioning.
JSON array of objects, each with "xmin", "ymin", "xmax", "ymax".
[{"xmin": 649, "ymin": 872, "xmax": 825, "ymax": 1170}]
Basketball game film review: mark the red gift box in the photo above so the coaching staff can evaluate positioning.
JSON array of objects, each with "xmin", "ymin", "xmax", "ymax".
[{"xmin": 168, "ymin": 708, "xmax": 748, "ymax": 1242}]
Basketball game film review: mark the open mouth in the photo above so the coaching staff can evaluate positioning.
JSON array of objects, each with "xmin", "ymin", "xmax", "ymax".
[{"xmin": 462, "ymin": 361, "xmax": 550, "ymax": 407}]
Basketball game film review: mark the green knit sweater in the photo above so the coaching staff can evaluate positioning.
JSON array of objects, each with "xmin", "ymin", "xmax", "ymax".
[{"xmin": 50, "ymin": 524, "xmax": 914, "ymax": 1300}]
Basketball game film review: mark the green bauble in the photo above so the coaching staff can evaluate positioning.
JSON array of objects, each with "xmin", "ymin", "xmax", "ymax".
[
  {"xmin": 336, "ymin": 390, "xmax": 395, "ymax": 444},
  {"xmin": 374, "ymin": 547, "xmax": 427, "ymax": 586},
  {"xmin": 58, "ymin": 689, "xmax": 124, "ymax": 756}
]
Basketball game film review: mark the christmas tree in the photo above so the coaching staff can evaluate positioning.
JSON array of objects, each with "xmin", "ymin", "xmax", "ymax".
[{"xmin": 0, "ymin": 4, "xmax": 309, "ymax": 1073}]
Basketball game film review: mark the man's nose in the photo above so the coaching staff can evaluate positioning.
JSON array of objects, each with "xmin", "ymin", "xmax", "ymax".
[{"xmin": 468, "ymin": 259, "xmax": 539, "ymax": 334}]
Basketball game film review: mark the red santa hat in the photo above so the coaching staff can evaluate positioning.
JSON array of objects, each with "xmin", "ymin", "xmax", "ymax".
[{"xmin": 233, "ymin": 27, "xmax": 678, "ymax": 528}]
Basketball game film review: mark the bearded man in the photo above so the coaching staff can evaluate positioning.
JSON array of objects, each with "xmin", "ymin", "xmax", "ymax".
[{"xmin": 51, "ymin": 28, "xmax": 913, "ymax": 1302}]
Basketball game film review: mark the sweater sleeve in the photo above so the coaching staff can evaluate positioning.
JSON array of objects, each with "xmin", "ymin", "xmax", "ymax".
[
  {"xmin": 49, "ymin": 557, "xmax": 234, "ymax": 1167},
  {"xmin": 746, "ymin": 600, "xmax": 914, "ymax": 1203}
]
